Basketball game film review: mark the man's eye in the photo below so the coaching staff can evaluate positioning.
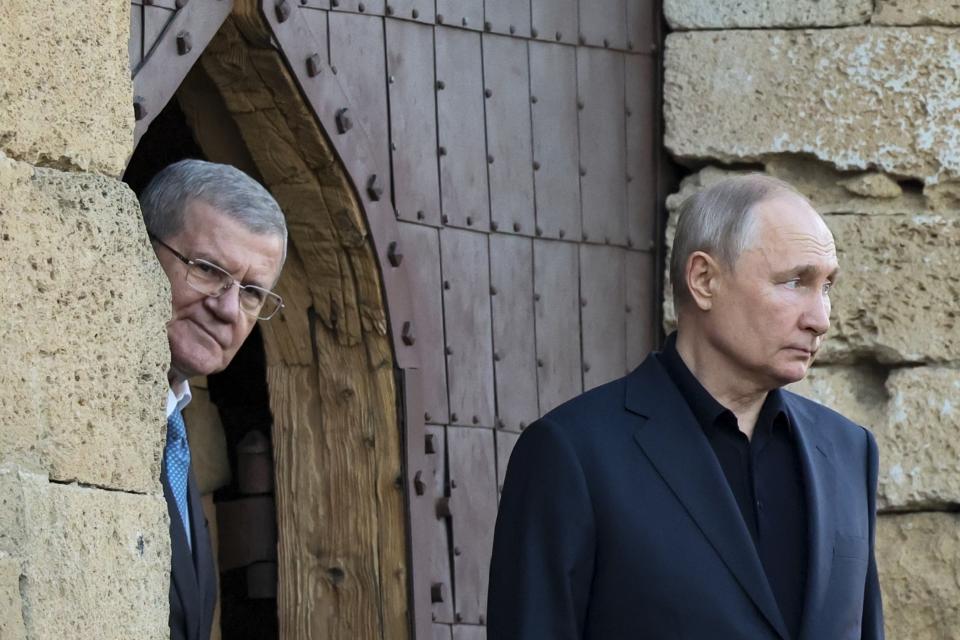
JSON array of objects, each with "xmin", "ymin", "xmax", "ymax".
[
  {"xmin": 242, "ymin": 288, "xmax": 266, "ymax": 303},
  {"xmin": 783, "ymin": 279, "xmax": 801, "ymax": 289},
  {"xmin": 823, "ymin": 281, "xmax": 834, "ymax": 294},
  {"xmin": 196, "ymin": 262, "xmax": 215, "ymax": 274}
]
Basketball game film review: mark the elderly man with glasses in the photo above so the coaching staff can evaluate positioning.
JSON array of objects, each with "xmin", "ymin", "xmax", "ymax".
[{"xmin": 140, "ymin": 159, "xmax": 287, "ymax": 640}]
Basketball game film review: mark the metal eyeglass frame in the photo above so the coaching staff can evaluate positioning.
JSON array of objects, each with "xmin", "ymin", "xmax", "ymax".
[{"xmin": 149, "ymin": 234, "xmax": 284, "ymax": 320}]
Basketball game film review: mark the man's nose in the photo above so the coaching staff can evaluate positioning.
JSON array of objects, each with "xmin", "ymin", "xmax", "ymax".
[
  {"xmin": 803, "ymin": 290, "xmax": 831, "ymax": 335},
  {"xmin": 207, "ymin": 284, "xmax": 242, "ymax": 321}
]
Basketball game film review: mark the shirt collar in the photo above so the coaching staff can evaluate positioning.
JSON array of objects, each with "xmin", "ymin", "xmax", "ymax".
[
  {"xmin": 165, "ymin": 380, "xmax": 193, "ymax": 419},
  {"xmin": 656, "ymin": 332, "xmax": 790, "ymax": 436}
]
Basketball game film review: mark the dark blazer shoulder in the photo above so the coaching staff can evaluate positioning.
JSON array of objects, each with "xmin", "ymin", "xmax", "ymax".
[{"xmin": 782, "ymin": 388, "xmax": 878, "ymax": 453}]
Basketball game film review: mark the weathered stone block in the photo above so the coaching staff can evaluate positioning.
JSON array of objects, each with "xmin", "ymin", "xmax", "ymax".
[
  {"xmin": 0, "ymin": 466, "xmax": 169, "ymax": 639},
  {"xmin": 878, "ymin": 512, "xmax": 960, "ymax": 639},
  {"xmin": 0, "ymin": 1, "xmax": 133, "ymax": 175},
  {"xmin": 822, "ymin": 214, "xmax": 960, "ymax": 365},
  {"xmin": 665, "ymin": 28, "xmax": 960, "ymax": 186},
  {"xmin": 874, "ymin": 0, "xmax": 960, "ymax": 26},
  {"xmin": 664, "ymin": 0, "xmax": 870, "ymax": 29},
  {"xmin": 880, "ymin": 368, "xmax": 960, "ymax": 508},
  {"xmin": 0, "ymin": 153, "xmax": 170, "ymax": 493}
]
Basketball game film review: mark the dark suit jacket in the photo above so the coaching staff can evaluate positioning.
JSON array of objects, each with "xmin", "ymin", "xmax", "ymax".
[
  {"xmin": 487, "ymin": 354, "xmax": 883, "ymax": 640},
  {"xmin": 162, "ymin": 457, "xmax": 217, "ymax": 640}
]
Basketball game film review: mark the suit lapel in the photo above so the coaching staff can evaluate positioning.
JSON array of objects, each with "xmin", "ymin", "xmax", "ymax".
[
  {"xmin": 162, "ymin": 460, "xmax": 201, "ymax": 640},
  {"xmin": 785, "ymin": 396, "xmax": 836, "ymax": 640},
  {"xmin": 626, "ymin": 357, "xmax": 790, "ymax": 640}
]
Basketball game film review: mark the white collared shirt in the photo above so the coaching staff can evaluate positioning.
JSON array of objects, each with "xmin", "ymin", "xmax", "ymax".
[{"xmin": 165, "ymin": 380, "xmax": 193, "ymax": 419}]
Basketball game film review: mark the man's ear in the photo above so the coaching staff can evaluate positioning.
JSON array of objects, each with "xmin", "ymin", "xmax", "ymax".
[{"xmin": 685, "ymin": 251, "xmax": 720, "ymax": 311}]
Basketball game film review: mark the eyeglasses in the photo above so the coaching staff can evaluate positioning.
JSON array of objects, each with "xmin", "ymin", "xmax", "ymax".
[{"xmin": 150, "ymin": 235, "xmax": 284, "ymax": 320}]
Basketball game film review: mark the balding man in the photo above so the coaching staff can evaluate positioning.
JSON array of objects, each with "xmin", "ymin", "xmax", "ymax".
[
  {"xmin": 140, "ymin": 159, "xmax": 287, "ymax": 640},
  {"xmin": 487, "ymin": 175, "xmax": 883, "ymax": 639}
]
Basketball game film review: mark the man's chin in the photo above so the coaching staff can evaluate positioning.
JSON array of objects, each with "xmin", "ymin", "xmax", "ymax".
[
  {"xmin": 169, "ymin": 350, "xmax": 223, "ymax": 384},
  {"xmin": 774, "ymin": 364, "xmax": 811, "ymax": 387}
]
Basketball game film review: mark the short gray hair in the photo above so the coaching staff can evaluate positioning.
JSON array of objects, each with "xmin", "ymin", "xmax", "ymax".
[
  {"xmin": 140, "ymin": 159, "xmax": 287, "ymax": 251},
  {"xmin": 670, "ymin": 174, "xmax": 805, "ymax": 313}
]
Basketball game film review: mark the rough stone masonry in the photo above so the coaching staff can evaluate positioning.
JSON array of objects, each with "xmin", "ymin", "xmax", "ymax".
[{"xmin": 0, "ymin": 1, "xmax": 173, "ymax": 637}]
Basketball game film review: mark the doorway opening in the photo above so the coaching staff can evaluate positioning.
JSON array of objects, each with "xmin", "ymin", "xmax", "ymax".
[
  {"xmin": 124, "ymin": 94, "xmax": 281, "ymax": 640},
  {"xmin": 125, "ymin": 14, "xmax": 410, "ymax": 635}
]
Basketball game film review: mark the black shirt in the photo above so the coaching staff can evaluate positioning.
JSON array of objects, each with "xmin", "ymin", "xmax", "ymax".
[{"xmin": 657, "ymin": 333, "xmax": 808, "ymax": 639}]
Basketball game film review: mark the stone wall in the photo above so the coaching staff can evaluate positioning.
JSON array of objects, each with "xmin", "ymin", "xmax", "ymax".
[
  {"xmin": 664, "ymin": 5, "xmax": 960, "ymax": 637},
  {"xmin": 0, "ymin": 1, "xmax": 172, "ymax": 638}
]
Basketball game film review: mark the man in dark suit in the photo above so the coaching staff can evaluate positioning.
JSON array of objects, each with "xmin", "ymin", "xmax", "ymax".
[
  {"xmin": 488, "ymin": 174, "xmax": 884, "ymax": 639},
  {"xmin": 140, "ymin": 160, "xmax": 287, "ymax": 640}
]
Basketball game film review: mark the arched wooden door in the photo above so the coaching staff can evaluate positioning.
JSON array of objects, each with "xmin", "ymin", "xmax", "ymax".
[{"xmin": 128, "ymin": 0, "xmax": 663, "ymax": 638}]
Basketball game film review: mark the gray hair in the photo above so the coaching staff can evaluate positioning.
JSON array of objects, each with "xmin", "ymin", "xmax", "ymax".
[
  {"xmin": 140, "ymin": 159, "xmax": 287, "ymax": 252},
  {"xmin": 670, "ymin": 174, "xmax": 806, "ymax": 313}
]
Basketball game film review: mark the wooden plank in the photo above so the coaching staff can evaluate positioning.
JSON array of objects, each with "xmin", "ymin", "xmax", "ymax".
[
  {"xmin": 299, "ymin": 6, "xmax": 330, "ymax": 58},
  {"xmin": 530, "ymin": 0, "xmax": 577, "ymax": 45},
  {"xmin": 386, "ymin": 19, "xmax": 442, "ymax": 226},
  {"xmin": 129, "ymin": 3, "xmax": 143, "ymax": 72},
  {"xmin": 484, "ymin": 0, "xmax": 531, "ymax": 37},
  {"xmin": 578, "ymin": 48, "xmax": 627, "ymax": 246},
  {"xmin": 436, "ymin": 0, "xmax": 483, "ymax": 30},
  {"xmin": 483, "ymin": 34, "xmax": 535, "ymax": 237},
  {"xmin": 495, "ymin": 430, "xmax": 519, "ymax": 495},
  {"xmin": 398, "ymin": 222, "xmax": 449, "ymax": 423},
  {"xmin": 426, "ymin": 426, "xmax": 454, "ymax": 623},
  {"xmin": 436, "ymin": 27, "xmax": 489, "ymax": 230},
  {"xmin": 433, "ymin": 623, "xmax": 453, "ymax": 640},
  {"xmin": 440, "ymin": 228, "xmax": 495, "ymax": 427},
  {"xmin": 385, "ymin": 0, "xmax": 435, "ymax": 23},
  {"xmin": 578, "ymin": 0, "xmax": 627, "ymax": 49},
  {"xmin": 268, "ymin": 334, "xmax": 405, "ymax": 637},
  {"xmin": 447, "ymin": 427, "xmax": 498, "ymax": 624},
  {"xmin": 625, "ymin": 54, "xmax": 657, "ymax": 250},
  {"xmin": 580, "ymin": 245, "xmax": 626, "ymax": 390},
  {"xmin": 331, "ymin": 0, "xmax": 385, "ymax": 16},
  {"xmin": 529, "ymin": 41, "xmax": 581, "ymax": 241},
  {"xmin": 452, "ymin": 624, "xmax": 486, "ymax": 640},
  {"xmin": 489, "ymin": 234, "xmax": 538, "ymax": 432},
  {"xmin": 329, "ymin": 12, "xmax": 391, "ymax": 200},
  {"xmin": 142, "ymin": 4, "xmax": 174, "ymax": 60},
  {"xmin": 625, "ymin": 250, "xmax": 656, "ymax": 371},
  {"xmin": 627, "ymin": 0, "xmax": 657, "ymax": 52},
  {"xmin": 534, "ymin": 239, "xmax": 582, "ymax": 414},
  {"xmin": 400, "ymin": 369, "xmax": 433, "ymax": 640},
  {"xmin": 299, "ymin": 0, "xmax": 331, "ymax": 9}
]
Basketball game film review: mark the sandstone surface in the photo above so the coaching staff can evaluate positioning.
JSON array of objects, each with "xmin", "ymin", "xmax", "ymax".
[
  {"xmin": 0, "ymin": 466, "xmax": 169, "ymax": 639},
  {"xmin": 0, "ymin": 1, "xmax": 133, "ymax": 175},
  {"xmin": 665, "ymin": 28, "xmax": 960, "ymax": 186},
  {"xmin": 0, "ymin": 555, "xmax": 26, "ymax": 640},
  {"xmin": 0, "ymin": 152, "xmax": 170, "ymax": 493},
  {"xmin": 877, "ymin": 512, "xmax": 960, "ymax": 639},
  {"xmin": 874, "ymin": 0, "xmax": 960, "ymax": 25},
  {"xmin": 664, "ymin": 0, "xmax": 870, "ymax": 29},
  {"xmin": 880, "ymin": 367, "xmax": 960, "ymax": 508}
]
